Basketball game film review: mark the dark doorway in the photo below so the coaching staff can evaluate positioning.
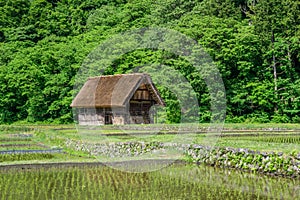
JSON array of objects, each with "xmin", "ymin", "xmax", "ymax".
[{"xmin": 105, "ymin": 114, "xmax": 112, "ymax": 124}]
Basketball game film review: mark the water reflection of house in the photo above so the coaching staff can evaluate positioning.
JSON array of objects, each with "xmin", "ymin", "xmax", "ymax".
[{"xmin": 71, "ymin": 73, "xmax": 165, "ymax": 125}]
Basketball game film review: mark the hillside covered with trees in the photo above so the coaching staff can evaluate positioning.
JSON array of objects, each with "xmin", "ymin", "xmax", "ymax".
[{"xmin": 0, "ymin": 0, "xmax": 299, "ymax": 124}]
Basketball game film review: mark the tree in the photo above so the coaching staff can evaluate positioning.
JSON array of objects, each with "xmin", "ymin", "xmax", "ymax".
[{"xmin": 251, "ymin": 0, "xmax": 300, "ymax": 115}]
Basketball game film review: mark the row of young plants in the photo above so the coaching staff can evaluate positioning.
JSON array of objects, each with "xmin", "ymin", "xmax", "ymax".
[
  {"xmin": 65, "ymin": 139, "xmax": 300, "ymax": 177},
  {"xmin": 80, "ymin": 123, "xmax": 300, "ymax": 132},
  {"xmin": 0, "ymin": 132, "xmax": 45, "ymax": 149},
  {"xmin": 0, "ymin": 131, "xmax": 33, "ymax": 142},
  {"xmin": 232, "ymin": 134, "xmax": 300, "ymax": 144},
  {"xmin": 1, "ymin": 163, "xmax": 299, "ymax": 199},
  {"xmin": 0, "ymin": 153, "xmax": 55, "ymax": 162},
  {"xmin": 0, "ymin": 137, "xmax": 32, "ymax": 142},
  {"xmin": 89, "ymin": 124, "xmax": 209, "ymax": 133},
  {"xmin": 0, "ymin": 125, "xmax": 35, "ymax": 132},
  {"xmin": 0, "ymin": 129, "xmax": 63, "ymax": 162},
  {"xmin": 0, "ymin": 144, "xmax": 49, "ymax": 151}
]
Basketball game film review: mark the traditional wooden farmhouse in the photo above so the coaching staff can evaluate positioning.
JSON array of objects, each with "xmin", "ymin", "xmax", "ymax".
[{"xmin": 71, "ymin": 73, "xmax": 165, "ymax": 125}]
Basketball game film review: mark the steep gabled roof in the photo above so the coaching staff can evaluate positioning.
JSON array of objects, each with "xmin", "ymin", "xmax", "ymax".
[{"xmin": 71, "ymin": 73, "xmax": 165, "ymax": 108}]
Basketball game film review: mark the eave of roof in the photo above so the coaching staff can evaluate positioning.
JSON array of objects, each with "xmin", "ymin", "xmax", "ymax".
[{"xmin": 71, "ymin": 73, "xmax": 165, "ymax": 108}]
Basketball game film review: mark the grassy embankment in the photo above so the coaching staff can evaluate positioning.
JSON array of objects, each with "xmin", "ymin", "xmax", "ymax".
[{"xmin": 0, "ymin": 123, "xmax": 300, "ymax": 166}]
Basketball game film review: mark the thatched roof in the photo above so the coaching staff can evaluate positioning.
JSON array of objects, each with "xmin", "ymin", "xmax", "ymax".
[{"xmin": 71, "ymin": 73, "xmax": 165, "ymax": 108}]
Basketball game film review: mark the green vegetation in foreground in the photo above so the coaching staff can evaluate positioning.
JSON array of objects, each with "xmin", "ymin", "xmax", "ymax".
[
  {"xmin": 0, "ymin": 124, "xmax": 300, "ymax": 165},
  {"xmin": 0, "ymin": 125, "xmax": 96, "ymax": 164},
  {"xmin": 0, "ymin": 163, "xmax": 299, "ymax": 200}
]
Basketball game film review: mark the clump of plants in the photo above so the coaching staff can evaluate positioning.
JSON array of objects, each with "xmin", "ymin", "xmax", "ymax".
[
  {"xmin": 186, "ymin": 145, "xmax": 300, "ymax": 177},
  {"xmin": 65, "ymin": 139, "xmax": 165, "ymax": 157}
]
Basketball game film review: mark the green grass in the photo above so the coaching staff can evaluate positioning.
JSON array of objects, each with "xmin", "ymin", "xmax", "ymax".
[
  {"xmin": 0, "ymin": 154, "xmax": 96, "ymax": 165},
  {"xmin": 0, "ymin": 126, "xmax": 96, "ymax": 164},
  {"xmin": 223, "ymin": 123, "xmax": 300, "ymax": 130},
  {"xmin": 0, "ymin": 144, "xmax": 49, "ymax": 150},
  {"xmin": 0, "ymin": 123, "xmax": 300, "ymax": 164},
  {"xmin": 34, "ymin": 124, "xmax": 300, "ymax": 155},
  {"xmin": 215, "ymin": 138, "xmax": 300, "ymax": 153},
  {"xmin": 0, "ymin": 153, "xmax": 55, "ymax": 162}
]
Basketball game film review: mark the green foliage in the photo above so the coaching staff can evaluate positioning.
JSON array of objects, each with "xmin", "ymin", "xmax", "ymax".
[
  {"xmin": 0, "ymin": 153, "xmax": 54, "ymax": 162},
  {"xmin": 0, "ymin": 0, "xmax": 299, "ymax": 124},
  {"xmin": 1, "ymin": 163, "xmax": 299, "ymax": 199}
]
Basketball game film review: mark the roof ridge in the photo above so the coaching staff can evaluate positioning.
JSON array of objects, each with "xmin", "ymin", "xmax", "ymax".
[{"xmin": 88, "ymin": 73, "xmax": 147, "ymax": 80}]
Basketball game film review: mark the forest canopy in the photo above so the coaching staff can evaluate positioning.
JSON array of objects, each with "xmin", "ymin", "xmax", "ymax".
[{"xmin": 0, "ymin": 0, "xmax": 299, "ymax": 124}]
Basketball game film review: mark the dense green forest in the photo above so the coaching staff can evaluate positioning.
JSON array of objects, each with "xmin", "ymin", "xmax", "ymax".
[{"xmin": 0, "ymin": 0, "xmax": 299, "ymax": 124}]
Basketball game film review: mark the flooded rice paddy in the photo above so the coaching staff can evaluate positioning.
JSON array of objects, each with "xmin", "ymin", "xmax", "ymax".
[{"xmin": 1, "ymin": 161, "xmax": 299, "ymax": 200}]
